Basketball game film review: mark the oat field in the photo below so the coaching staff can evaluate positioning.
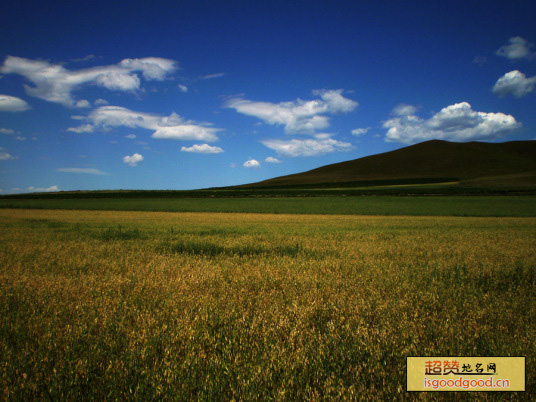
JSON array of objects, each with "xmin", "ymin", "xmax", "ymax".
[{"xmin": 1, "ymin": 209, "xmax": 534, "ymax": 399}]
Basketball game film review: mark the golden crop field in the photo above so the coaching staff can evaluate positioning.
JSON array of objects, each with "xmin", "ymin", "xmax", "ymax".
[{"xmin": 1, "ymin": 209, "xmax": 534, "ymax": 399}]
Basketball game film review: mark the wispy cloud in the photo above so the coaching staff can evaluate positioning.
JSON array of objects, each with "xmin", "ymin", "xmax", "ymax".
[
  {"xmin": 472, "ymin": 56, "xmax": 487, "ymax": 66},
  {"xmin": 265, "ymin": 156, "xmax": 282, "ymax": 163},
  {"xmin": 70, "ymin": 54, "xmax": 99, "ymax": 63},
  {"xmin": 7, "ymin": 185, "xmax": 59, "ymax": 194},
  {"xmin": 31, "ymin": 185, "xmax": 59, "ymax": 193},
  {"xmin": 57, "ymin": 168, "xmax": 110, "ymax": 175},
  {"xmin": 68, "ymin": 105, "xmax": 221, "ymax": 142},
  {"xmin": 95, "ymin": 98, "xmax": 109, "ymax": 105},
  {"xmin": 152, "ymin": 125, "xmax": 220, "ymax": 142},
  {"xmin": 496, "ymin": 37, "xmax": 535, "ymax": 60},
  {"xmin": 261, "ymin": 136, "xmax": 354, "ymax": 157},
  {"xmin": 391, "ymin": 104, "xmax": 418, "ymax": 117},
  {"xmin": 0, "ymin": 152, "xmax": 16, "ymax": 161},
  {"xmin": 0, "ymin": 147, "xmax": 17, "ymax": 160},
  {"xmin": 0, "ymin": 56, "xmax": 177, "ymax": 108},
  {"xmin": 225, "ymin": 89, "xmax": 358, "ymax": 134},
  {"xmin": 383, "ymin": 102, "xmax": 521, "ymax": 143},
  {"xmin": 0, "ymin": 128, "xmax": 26, "ymax": 141},
  {"xmin": 200, "ymin": 72, "xmax": 225, "ymax": 80},
  {"xmin": 351, "ymin": 127, "xmax": 370, "ymax": 136}
]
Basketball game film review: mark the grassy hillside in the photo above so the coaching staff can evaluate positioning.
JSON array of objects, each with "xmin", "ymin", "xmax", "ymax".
[
  {"xmin": 240, "ymin": 140, "xmax": 536, "ymax": 188},
  {"xmin": 1, "ymin": 140, "xmax": 535, "ymax": 201}
]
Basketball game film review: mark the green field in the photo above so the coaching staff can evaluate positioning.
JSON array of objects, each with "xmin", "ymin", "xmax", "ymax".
[
  {"xmin": 1, "ymin": 195, "xmax": 536, "ymax": 216},
  {"xmin": 1, "ymin": 208, "xmax": 534, "ymax": 399}
]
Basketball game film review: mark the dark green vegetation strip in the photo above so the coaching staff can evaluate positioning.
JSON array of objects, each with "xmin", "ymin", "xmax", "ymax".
[
  {"xmin": 1, "ymin": 182, "xmax": 535, "ymax": 200},
  {"xmin": 157, "ymin": 240, "xmax": 306, "ymax": 258},
  {"xmin": 1, "ymin": 196, "xmax": 536, "ymax": 216}
]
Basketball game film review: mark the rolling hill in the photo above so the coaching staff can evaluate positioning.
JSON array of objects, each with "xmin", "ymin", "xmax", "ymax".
[{"xmin": 239, "ymin": 140, "xmax": 536, "ymax": 188}]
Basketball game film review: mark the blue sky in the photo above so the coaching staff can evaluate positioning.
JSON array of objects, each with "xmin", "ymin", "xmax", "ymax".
[{"xmin": 1, "ymin": 0, "xmax": 535, "ymax": 193}]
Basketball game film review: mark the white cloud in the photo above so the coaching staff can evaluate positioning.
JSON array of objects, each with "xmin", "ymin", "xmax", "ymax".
[
  {"xmin": 181, "ymin": 144, "xmax": 224, "ymax": 154},
  {"xmin": 392, "ymin": 103, "xmax": 418, "ymax": 116},
  {"xmin": 383, "ymin": 102, "xmax": 521, "ymax": 144},
  {"xmin": 178, "ymin": 84, "xmax": 188, "ymax": 93},
  {"xmin": 15, "ymin": 136, "xmax": 26, "ymax": 141},
  {"xmin": 200, "ymin": 72, "xmax": 225, "ymax": 80},
  {"xmin": 28, "ymin": 185, "xmax": 59, "ymax": 193},
  {"xmin": 312, "ymin": 89, "xmax": 359, "ymax": 113},
  {"xmin": 68, "ymin": 106, "xmax": 220, "ymax": 142},
  {"xmin": 123, "ymin": 153, "xmax": 144, "ymax": 166},
  {"xmin": 473, "ymin": 56, "xmax": 487, "ymax": 66},
  {"xmin": 75, "ymin": 99, "xmax": 91, "ymax": 108},
  {"xmin": 152, "ymin": 125, "xmax": 220, "ymax": 142},
  {"xmin": 125, "ymin": 134, "xmax": 136, "ymax": 139},
  {"xmin": 496, "ymin": 37, "xmax": 535, "ymax": 60},
  {"xmin": 243, "ymin": 159, "xmax": 261, "ymax": 168},
  {"xmin": 67, "ymin": 124, "xmax": 95, "ymax": 133},
  {"xmin": 312, "ymin": 133, "xmax": 332, "ymax": 139},
  {"xmin": 0, "ymin": 147, "xmax": 16, "ymax": 160},
  {"xmin": 119, "ymin": 57, "xmax": 177, "ymax": 80},
  {"xmin": 95, "ymin": 72, "xmax": 140, "ymax": 91},
  {"xmin": 6, "ymin": 185, "xmax": 59, "ymax": 194},
  {"xmin": 261, "ymin": 137, "xmax": 354, "ymax": 157},
  {"xmin": 82, "ymin": 106, "xmax": 164, "ymax": 130},
  {"xmin": 225, "ymin": 89, "xmax": 357, "ymax": 134},
  {"xmin": 228, "ymin": 97, "xmax": 329, "ymax": 133},
  {"xmin": 492, "ymin": 70, "xmax": 536, "ymax": 98},
  {"xmin": 57, "ymin": 168, "xmax": 110, "ymax": 175},
  {"xmin": 71, "ymin": 54, "xmax": 98, "ymax": 63},
  {"xmin": 0, "ymin": 56, "xmax": 177, "ymax": 108},
  {"xmin": 0, "ymin": 151, "xmax": 16, "ymax": 160},
  {"xmin": 0, "ymin": 128, "xmax": 15, "ymax": 135},
  {"xmin": 351, "ymin": 127, "xmax": 370, "ymax": 136},
  {"xmin": 265, "ymin": 156, "xmax": 282, "ymax": 163},
  {"xmin": 0, "ymin": 94, "xmax": 30, "ymax": 112},
  {"xmin": 95, "ymin": 98, "xmax": 109, "ymax": 105}
]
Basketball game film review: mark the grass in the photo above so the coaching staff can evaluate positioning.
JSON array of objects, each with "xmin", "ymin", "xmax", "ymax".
[
  {"xmin": 157, "ymin": 239, "xmax": 305, "ymax": 258},
  {"xmin": 0, "ymin": 208, "xmax": 534, "ymax": 399},
  {"xmin": 1, "ymin": 195, "xmax": 536, "ymax": 216}
]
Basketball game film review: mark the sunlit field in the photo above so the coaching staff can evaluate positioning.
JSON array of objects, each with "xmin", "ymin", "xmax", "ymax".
[{"xmin": 1, "ymin": 209, "xmax": 534, "ymax": 399}]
